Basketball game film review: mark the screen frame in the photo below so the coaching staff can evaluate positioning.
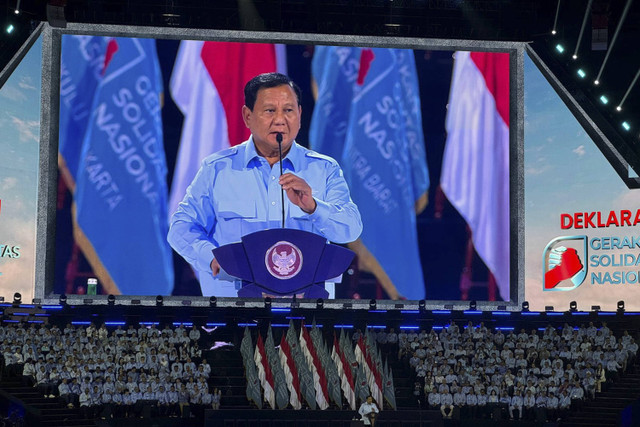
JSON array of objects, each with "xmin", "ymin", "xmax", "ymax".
[{"xmin": 35, "ymin": 22, "xmax": 525, "ymax": 310}]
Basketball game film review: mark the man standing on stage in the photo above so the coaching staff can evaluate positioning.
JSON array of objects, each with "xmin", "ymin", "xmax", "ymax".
[
  {"xmin": 168, "ymin": 73, "xmax": 362, "ymax": 297},
  {"xmin": 358, "ymin": 395, "xmax": 379, "ymax": 426}
]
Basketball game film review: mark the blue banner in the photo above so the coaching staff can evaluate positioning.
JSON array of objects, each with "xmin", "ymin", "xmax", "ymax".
[
  {"xmin": 71, "ymin": 37, "xmax": 174, "ymax": 295},
  {"xmin": 310, "ymin": 46, "xmax": 429, "ymax": 300},
  {"xmin": 59, "ymin": 36, "xmax": 109, "ymax": 186}
]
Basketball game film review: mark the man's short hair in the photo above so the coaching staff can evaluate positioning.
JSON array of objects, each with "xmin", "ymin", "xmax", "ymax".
[{"xmin": 244, "ymin": 72, "xmax": 302, "ymax": 111}]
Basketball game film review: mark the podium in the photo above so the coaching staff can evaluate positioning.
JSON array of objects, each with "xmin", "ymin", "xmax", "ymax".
[{"xmin": 212, "ymin": 229, "xmax": 355, "ymax": 298}]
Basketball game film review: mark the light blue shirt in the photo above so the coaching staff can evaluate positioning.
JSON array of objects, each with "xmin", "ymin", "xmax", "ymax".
[{"xmin": 168, "ymin": 137, "xmax": 363, "ymax": 296}]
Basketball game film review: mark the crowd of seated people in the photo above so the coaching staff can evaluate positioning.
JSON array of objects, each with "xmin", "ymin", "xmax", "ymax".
[
  {"xmin": 401, "ymin": 321, "xmax": 638, "ymax": 421},
  {"xmin": 0, "ymin": 322, "xmax": 222, "ymax": 419}
]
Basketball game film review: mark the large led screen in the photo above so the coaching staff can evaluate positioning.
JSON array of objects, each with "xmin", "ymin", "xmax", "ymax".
[
  {"xmin": 0, "ymin": 35, "xmax": 42, "ymax": 303},
  {"xmin": 523, "ymin": 53, "xmax": 640, "ymax": 312},
  {"xmin": 48, "ymin": 33, "xmax": 515, "ymax": 303}
]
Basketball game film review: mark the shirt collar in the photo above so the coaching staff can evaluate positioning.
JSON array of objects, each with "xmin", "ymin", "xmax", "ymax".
[{"xmin": 244, "ymin": 135, "xmax": 300, "ymax": 171}]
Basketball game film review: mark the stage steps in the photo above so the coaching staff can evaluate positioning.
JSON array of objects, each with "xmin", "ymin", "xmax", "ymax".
[
  {"xmin": 389, "ymin": 356, "xmax": 418, "ymax": 409},
  {"xmin": 206, "ymin": 346, "xmax": 252, "ymax": 409},
  {"xmin": 0, "ymin": 377, "xmax": 96, "ymax": 426}
]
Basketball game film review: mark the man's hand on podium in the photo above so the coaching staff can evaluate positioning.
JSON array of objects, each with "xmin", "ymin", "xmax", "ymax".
[
  {"xmin": 210, "ymin": 258, "xmax": 221, "ymax": 276},
  {"xmin": 280, "ymin": 173, "xmax": 317, "ymax": 214}
]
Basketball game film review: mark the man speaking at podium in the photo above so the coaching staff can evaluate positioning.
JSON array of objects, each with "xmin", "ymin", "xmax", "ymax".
[{"xmin": 168, "ymin": 73, "xmax": 362, "ymax": 297}]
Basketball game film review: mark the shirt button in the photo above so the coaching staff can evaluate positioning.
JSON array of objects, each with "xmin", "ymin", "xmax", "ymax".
[
  {"xmin": 271, "ymin": 201, "xmax": 276, "ymax": 206},
  {"xmin": 271, "ymin": 176, "xmax": 276, "ymax": 180}
]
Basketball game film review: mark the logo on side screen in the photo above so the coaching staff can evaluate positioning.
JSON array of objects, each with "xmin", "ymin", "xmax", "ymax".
[{"xmin": 542, "ymin": 235, "xmax": 588, "ymax": 291}]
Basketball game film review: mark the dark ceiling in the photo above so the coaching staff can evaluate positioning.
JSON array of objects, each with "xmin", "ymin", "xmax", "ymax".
[{"xmin": 1, "ymin": 0, "xmax": 639, "ymax": 179}]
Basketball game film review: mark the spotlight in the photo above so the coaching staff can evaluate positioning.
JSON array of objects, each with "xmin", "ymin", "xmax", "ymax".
[
  {"xmin": 209, "ymin": 296, "xmax": 217, "ymax": 307},
  {"xmin": 522, "ymin": 301, "xmax": 530, "ymax": 312},
  {"xmin": 156, "ymin": 295, "xmax": 163, "ymax": 306},
  {"xmin": 552, "ymin": 30, "xmax": 557, "ymax": 35},
  {"xmin": 594, "ymin": 80, "xmax": 600, "ymax": 85},
  {"xmin": 108, "ymin": 294, "xmax": 115, "ymax": 306},
  {"xmin": 418, "ymin": 300, "xmax": 426, "ymax": 311},
  {"xmin": 14, "ymin": 9, "xmax": 19, "ymax": 15},
  {"xmin": 600, "ymin": 95, "xmax": 609, "ymax": 105},
  {"xmin": 577, "ymin": 69, "xmax": 586, "ymax": 78},
  {"xmin": 555, "ymin": 44, "xmax": 564, "ymax": 53},
  {"xmin": 617, "ymin": 300, "xmax": 625, "ymax": 312},
  {"xmin": 264, "ymin": 297, "xmax": 272, "ymax": 309},
  {"xmin": 369, "ymin": 299, "xmax": 376, "ymax": 310},
  {"xmin": 6, "ymin": 24, "xmax": 15, "ymax": 34},
  {"xmin": 591, "ymin": 305, "xmax": 601, "ymax": 312},
  {"xmin": 572, "ymin": 54, "xmax": 577, "ymax": 59},
  {"xmin": 131, "ymin": 299, "xmax": 141, "ymax": 305},
  {"xmin": 545, "ymin": 305, "xmax": 554, "ymax": 312},
  {"xmin": 316, "ymin": 298, "xmax": 324, "ymax": 309},
  {"xmin": 181, "ymin": 300, "xmax": 191, "ymax": 306},
  {"xmin": 469, "ymin": 300, "xmax": 477, "ymax": 310},
  {"xmin": 616, "ymin": 106, "xmax": 622, "ymax": 111},
  {"xmin": 622, "ymin": 121, "xmax": 631, "ymax": 131},
  {"xmin": 83, "ymin": 298, "xmax": 93, "ymax": 305},
  {"xmin": 13, "ymin": 292, "xmax": 21, "ymax": 305},
  {"xmin": 569, "ymin": 301, "xmax": 578, "ymax": 312}
]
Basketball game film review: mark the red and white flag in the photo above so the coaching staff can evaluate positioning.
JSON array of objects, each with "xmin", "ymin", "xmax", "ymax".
[
  {"xmin": 355, "ymin": 334, "xmax": 383, "ymax": 407},
  {"xmin": 279, "ymin": 333, "xmax": 302, "ymax": 409},
  {"xmin": 440, "ymin": 51, "xmax": 510, "ymax": 301},
  {"xmin": 332, "ymin": 333, "xmax": 355, "ymax": 410},
  {"xmin": 254, "ymin": 333, "xmax": 275, "ymax": 409},
  {"xmin": 168, "ymin": 40, "xmax": 286, "ymax": 217},
  {"xmin": 300, "ymin": 325, "xmax": 329, "ymax": 410}
]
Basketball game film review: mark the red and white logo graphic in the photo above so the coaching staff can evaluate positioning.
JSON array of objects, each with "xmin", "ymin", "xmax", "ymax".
[
  {"xmin": 265, "ymin": 241, "xmax": 303, "ymax": 279},
  {"xmin": 542, "ymin": 236, "xmax": 588, "ymax": 291}
]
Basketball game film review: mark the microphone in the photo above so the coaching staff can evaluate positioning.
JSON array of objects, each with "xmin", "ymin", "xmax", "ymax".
[{"xmin": 276, "ymin": 133, "xmax": 285, "ymax": 228}]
